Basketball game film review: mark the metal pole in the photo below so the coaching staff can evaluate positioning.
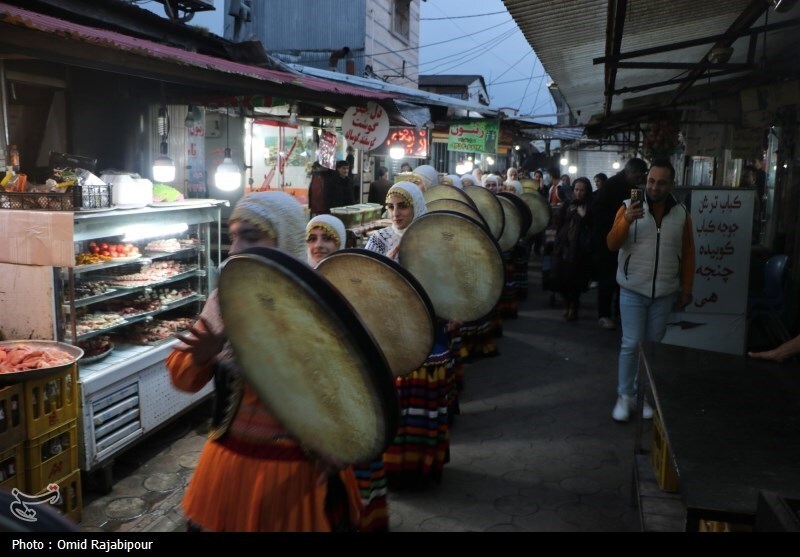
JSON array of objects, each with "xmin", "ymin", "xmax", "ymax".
[{"xmin": 0, "ymin": 60, "xmax": 9, "ymax": 155}]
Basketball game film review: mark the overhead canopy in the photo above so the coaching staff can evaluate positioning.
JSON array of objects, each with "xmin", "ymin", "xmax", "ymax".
[
  {"xmin": 502, "ymin": 0, "xmax": 800, "ymax": 131},
  {"xmin": 0, "ymin": 2, "xmax": 396, "ymax": 105}
]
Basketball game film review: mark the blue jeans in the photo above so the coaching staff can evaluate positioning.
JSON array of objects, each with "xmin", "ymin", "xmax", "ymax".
[{"xmin": 617, "ymin": 287, "xmax": 676, "ymax": 397}]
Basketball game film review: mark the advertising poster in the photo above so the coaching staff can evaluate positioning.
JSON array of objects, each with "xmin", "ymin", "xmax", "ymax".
[{"xmin": 447, "ymin": 120, "xmax": 499, "ymax": 154}]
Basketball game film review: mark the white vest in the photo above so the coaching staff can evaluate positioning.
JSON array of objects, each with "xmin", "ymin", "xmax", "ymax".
[{"xmin": 616, "ymin": 196, "xmax": 688, "ymax": 298}]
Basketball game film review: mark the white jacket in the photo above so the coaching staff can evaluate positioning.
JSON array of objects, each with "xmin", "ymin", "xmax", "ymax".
[{"xmin": 616, "ymin": 195, "xmax": 688, "ymax": 298}]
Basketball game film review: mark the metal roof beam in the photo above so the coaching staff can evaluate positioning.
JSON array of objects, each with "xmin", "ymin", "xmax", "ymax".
[
  {"xmin": 594, "ymin": 16, "xmax": 800, "ymax": 65},
  {"xmin": 616, "ymin": 61, "xmax": 751, "ymax": 70},
  {"xmin": 668, "ymin": 0, "xmax": 771, "ymax": 105},
  {"xmin": 613, "ymin": 69, "xmax": 744, "ymax": 95},
  {"xmin": 603, "ymin": 0, "xmax": 628, "ymax": 119}
]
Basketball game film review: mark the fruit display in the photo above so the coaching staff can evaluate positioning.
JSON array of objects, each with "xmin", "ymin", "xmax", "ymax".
[{"xmin": 75, "ymin": 241, "xmax": 140, "ymax": 265}]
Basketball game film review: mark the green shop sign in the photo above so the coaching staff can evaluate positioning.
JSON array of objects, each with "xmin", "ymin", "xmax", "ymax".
[{"xmin": 448, "ymin": 120, "xmax": 499, "ymax": 154}]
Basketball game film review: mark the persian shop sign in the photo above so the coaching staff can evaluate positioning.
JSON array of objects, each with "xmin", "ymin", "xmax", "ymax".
[
  {"xmin": 372, "ymin": 127, "xmax": 429, "ymax": 159},
  {"xmin": 342, "ymin": 102, "xmax": 390, "ymax": 152},
  {"xmin": 448, "ymin": 120, "xmax": 499, "ymax": 154}
]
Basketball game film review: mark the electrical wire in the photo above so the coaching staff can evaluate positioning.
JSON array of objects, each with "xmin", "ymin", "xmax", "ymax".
[{"xmin": 421, "ymin": 10, "xmax": 508, "ymax": 20}]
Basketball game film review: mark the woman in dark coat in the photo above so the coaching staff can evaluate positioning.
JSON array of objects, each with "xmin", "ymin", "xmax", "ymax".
[{"xmin": 552, "ymin": 177, "xmax": 594, "ymax": 321}]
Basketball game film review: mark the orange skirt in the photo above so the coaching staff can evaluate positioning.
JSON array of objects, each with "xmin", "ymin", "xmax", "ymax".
[{"xmin": 182, "ymin": 438, "xmax": 363, "ymax": 532}]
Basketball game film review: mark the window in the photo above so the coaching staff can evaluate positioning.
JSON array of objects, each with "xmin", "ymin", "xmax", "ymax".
[{"xmin": 392, "ymin": 0, "xmax": 411, "ymax": 39}]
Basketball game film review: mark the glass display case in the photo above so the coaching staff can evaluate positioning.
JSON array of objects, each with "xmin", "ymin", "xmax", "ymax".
[{"xmin": 55, "ymin": 201, "xmax": 225, "ymax": 489}]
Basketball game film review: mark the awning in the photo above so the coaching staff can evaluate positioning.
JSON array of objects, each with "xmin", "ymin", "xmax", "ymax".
[
  {"xmin": 502, "ymin": 0, "xmax": 800, "ymax": 129},
  {"xmin": 0, "ymin": 2, "xmax": 396, "ymax": 102}
]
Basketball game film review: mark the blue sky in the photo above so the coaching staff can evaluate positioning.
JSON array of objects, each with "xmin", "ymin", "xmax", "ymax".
[{"xmin": 143, "ymin": 0, "xmax": 554, "ymax": 121}]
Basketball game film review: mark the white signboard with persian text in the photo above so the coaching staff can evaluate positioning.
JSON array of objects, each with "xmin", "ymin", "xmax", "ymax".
[
  {"xmin": 342, "ymin": 102, "xmax": 390, "ymax": 152},
  {"xmin": 661, "ymin": 188, "xmax": 754, "ymax": 355}
]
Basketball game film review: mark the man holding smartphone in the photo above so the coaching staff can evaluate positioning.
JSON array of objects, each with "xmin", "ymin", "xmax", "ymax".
[{"xmin": 607, "ymin": 159, "xmax": 695, "ymax": 422}]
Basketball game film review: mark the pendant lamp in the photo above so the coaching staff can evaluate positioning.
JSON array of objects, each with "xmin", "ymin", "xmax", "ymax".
[
  {"xmin": 152, "ymin": 106, "xmax": 176, "ymax": 183},
  {"xmin": 215, "ymin": 108, "xmax": 242, "ymax": 191}
]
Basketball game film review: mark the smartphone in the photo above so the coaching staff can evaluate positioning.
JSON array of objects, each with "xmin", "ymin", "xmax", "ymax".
[{"xmin": 630, "ymin": 188, "xmax": 641, "ymax": 203}]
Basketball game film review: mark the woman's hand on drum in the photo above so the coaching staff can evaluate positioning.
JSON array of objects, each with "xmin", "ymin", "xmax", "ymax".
[
  {"xmin": 444, "ymin": 319, "xmax": 463, "ymax": 333},
  {"xmin": 174, "ymin": 316, "xmax": 226, "ymax": 365},
  {"xmin": 387, "ymin": 245, "xmax": 400, "ymax": 260}
]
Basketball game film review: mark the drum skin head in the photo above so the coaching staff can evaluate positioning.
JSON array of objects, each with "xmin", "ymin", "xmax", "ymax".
[
  {"xmin": 423, "ymin": 184, "xmax": 476, "ymax": 208},
  {"xmin": 462, "ymin": 185, "xmax": 505, "ymax": 240},
  {"xmin": 218, "ymin": 247, "xmax": 398, "ymax": 465},
  {"xmin": 496, "ymin": 196, "xmax": 522, "ymax": 252},
  {"xmin": 520, "ymin": 192, "xmax": 551, "ymax": 236},
  {"xmin": 398, "ymin": 211, "xmax": 504, "ymax": 322},
  {"xmin": 497, "ymin": 191, "xmax": 533, "ymax": 237},
  {"xmin": 425, "ymin": 198, "xmax": 487, "ymax": 230},
  {"xmin": 316, "ymin": 249, "xmax": 435, "ymax": 377}
]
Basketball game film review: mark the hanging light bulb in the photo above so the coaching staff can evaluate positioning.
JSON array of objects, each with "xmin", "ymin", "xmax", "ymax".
[
  {"xmin": 152, "ymin": 105, "xmax": 175, "ymax": 182},
  {"xmin": 153, "ymin": 141, "xmax": 176, "ymax": 182},
  {"xmin": 389, "ymin": 142, "xmax": 405, "ymax": 160},
  {"xmin": 215, "ymin": 108, "xmax": 242, "ymax": 191},
  {"xmin": 612, "ymin": 161, "xmax": 621, "ymax": 170},
  {"xmin": 184, "ymin": 105, "xmax": 195, "ymax": 128}
]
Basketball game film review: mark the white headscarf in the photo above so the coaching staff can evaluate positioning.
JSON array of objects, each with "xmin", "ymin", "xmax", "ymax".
[
  {"xmin": 365, "ymin": 181, "xmax": 427, "ymax": 260},
  {"xmin": 305, "ymin": 214, "xmax": 346, "ymax": 250},
  {"xmin": 504, "ymin": 180, "xmax": 523, "ymax": 195},
  {"xmin": 461, "ymin": 174, "xmax": 477, "ymax": 187},
  {"xmin": 440, "ymin": 174, "xmax": 463, "ymax": 189},
  {"xmin": 229, "ymin": 191, "xmax": 307, "ymax": 260},
  {"xmin": 412, "ymin": 164, "xmax": 439, "ymax": 191},
  {"xmin": 482, "ymin": 173, "xmax": 501, "ymax": 188}
]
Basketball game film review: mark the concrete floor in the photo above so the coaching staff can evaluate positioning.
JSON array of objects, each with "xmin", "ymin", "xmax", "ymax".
[{"xmin": 77, "ymin": 255, "xmax": 647, "ymax": 532}]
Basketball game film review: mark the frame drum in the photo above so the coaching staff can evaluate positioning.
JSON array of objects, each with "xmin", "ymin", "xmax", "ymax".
[
  {"xmin": 423, "ymin": 184, "xmax": 476, "ymax": 207},
  {"xmin": 520, "ymin": 192, "xmax": 551, "ymax": 236},
  {"xmin": 497, "ymin": 192, "xmax": 533, "ymax": 240},
  {"xmin": 496, "ymin": 196, "xmax": 523, "ymax": 252},
  {"xmin": 218, "ymin": 247, "xmax": 399, "ymax": 465},
  {"xmin": 316, "ymin": 249, "xmax": 435, "ymax": 377},
  {"xmin": 462, "ymin": 185, "xmax": 505, "ymax": 240},
  {"xmin": 398, "ymin": 211, "xmax": 504, "ymax": 322},
  {"xmin": 425, "ymin": 198, "xmax": 488, "ymax": 230},
  {"xmin": 520, "ymin": 178, "xmax": 541, "ymax": 194}
]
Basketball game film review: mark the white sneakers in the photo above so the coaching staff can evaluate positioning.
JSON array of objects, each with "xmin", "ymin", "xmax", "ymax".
[
  {"xmin": 612, "ymin": 395, "xmax": 654, "ymax": 422},
  {"xmin": 598, "ymin": 317, "xmax": 616, "ymax": 330}
]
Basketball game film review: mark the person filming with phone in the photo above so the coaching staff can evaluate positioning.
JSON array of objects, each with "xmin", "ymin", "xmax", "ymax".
[{"xmin": 606, "ymin": 159, "xmax": 696, "ymax": 423}]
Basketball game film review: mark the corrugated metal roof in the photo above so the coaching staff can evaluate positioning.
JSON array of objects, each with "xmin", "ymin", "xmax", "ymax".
[
  {"xmin": 0, "ymin": 2, "xmax": 395, "ymax": 101},
  {"xmin": 502, "ymin": 0, "xmax": 799, "ymax": 126},
  {"xmin": 287, "ymin": 63, "xmax": 499, "ymax": 117}
]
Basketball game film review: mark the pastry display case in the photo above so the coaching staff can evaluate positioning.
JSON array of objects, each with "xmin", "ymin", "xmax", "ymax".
[{"xmin": 0, "ymin": 200, "xmax": 226, "ymax": 490}]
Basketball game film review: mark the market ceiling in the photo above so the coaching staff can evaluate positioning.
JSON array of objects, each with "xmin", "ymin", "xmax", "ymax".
[
  {"xmin": 502, "ymin": 0, "xmax": 800, "ymax": 132},
  {"xmin": 0, "ymin": 2, "xmax": 397, "ymax": 110}
]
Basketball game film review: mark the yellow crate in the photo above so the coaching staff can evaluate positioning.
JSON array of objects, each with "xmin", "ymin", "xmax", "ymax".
[
  {"xmin": 24, "ymin": 420, "xmax": 78, "ymax": 494},
  {"xmin": 0, "ymin": 383, "xmax": 26, "ymax": 448},
  {"xmin": 0, "ymin": 442, "xmax": 26, "ymax": 491},
  {"xmin": 33, "ymin": 468, "xmax": 82, "ymax": 525},
  {"xmin": 652, "ymin": 411, "xmax": 679, "ymax": 492},
  {"xmin": 23, "ymin": 363, "xmax": 78, "ymax": 439}
]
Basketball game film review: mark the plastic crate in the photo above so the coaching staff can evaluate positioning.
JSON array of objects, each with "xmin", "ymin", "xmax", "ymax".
[
  {"xmin": 0, "ymin": 383, "xmax": 26, "ymax": 448},
  {"xmin": 23, "ymin": 363, "xmax": 78, "ymax": 439},
  {"xmin": 0, "ymin": 443, "xmax": 26, "ymax": 491},
  {"xmin": 34, "ymin": 468, "xmax": 82, "ymax": 525},
  {"xmin": 652, "ymin": 411, "xmax": 679, "ymax": 493},
  {"xmin": 0, "ymin": 184, "xmax": 112, "ymax": 211},
  {"xmin": 25, "ymin": 420, "xmax": 79, "ymax": 493}
]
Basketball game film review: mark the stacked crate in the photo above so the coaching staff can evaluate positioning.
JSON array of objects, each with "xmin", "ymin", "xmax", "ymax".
[
  {"xmin": 21, "ymin": 363, "xmax": 82, "ymax": 522},
  {"xmin": 0, "ymin": 383, "xmax": 26, "ymax": 491},
  {"xmin": 652, "ymin": 410, "xmax": 679, "ymax": 493}
]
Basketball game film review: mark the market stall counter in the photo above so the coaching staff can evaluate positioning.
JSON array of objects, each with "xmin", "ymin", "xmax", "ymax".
[
  {"xmin": 634, "ymin": 341, "xmax": 800, "ymax": 531},
  {"xmin": 0, "ymin": 200, "xmax": 227, "ymax": 493}
]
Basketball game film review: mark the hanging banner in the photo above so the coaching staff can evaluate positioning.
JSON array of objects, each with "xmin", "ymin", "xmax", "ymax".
[
  {"xmin": 448, "ymin": 120, "xmax": 499, "ymax": 154},
  {"xmin": 371, "ymin": 127, "xmax": 429, "ymax": 159},
  {"xmin": 342, "ymin": 102, "xmax": 390, "ymax": 152},
  {"xmin": 185, "ymin": 111, "xmax": 206, "ymax": 198},
  {"xmin": 318, "ymin": 130, "xmax": 337, "ymax": 170}
]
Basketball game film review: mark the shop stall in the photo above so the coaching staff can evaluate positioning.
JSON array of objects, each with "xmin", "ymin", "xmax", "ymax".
[{"xmin": 0, "ymin": 200, "xmax": 225, "ymax": 491}]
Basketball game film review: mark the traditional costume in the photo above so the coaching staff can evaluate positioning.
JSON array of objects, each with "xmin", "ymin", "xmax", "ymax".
[{"xmin": 168, "ymin": 192, "xmax": 362, "ymax": 532}]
